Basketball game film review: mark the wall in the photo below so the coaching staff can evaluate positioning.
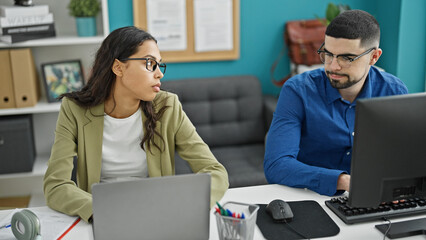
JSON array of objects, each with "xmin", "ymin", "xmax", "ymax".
[
  {"xmin": 108, "ymin": 0, "xmax": 133, "ymax": 32},
  {"xmin": 395, "ymin": 0, "xmax": 426, "ymax": 92},
  {"xmin": 108, "ymin": 0, "xmax": 425, "ymax": 95},
  {"xmin": 374, "ymin": 0, "xmax": 401, "ymax": 78}
]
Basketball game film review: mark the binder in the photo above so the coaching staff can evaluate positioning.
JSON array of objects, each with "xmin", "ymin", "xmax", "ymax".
[
  {"xmin": 0, "ymin": 49, "xmax": 16, "ymax": 108},
  {"xmin": 9, "ymin": 48, "xmax": 40, "ymax": 108}
]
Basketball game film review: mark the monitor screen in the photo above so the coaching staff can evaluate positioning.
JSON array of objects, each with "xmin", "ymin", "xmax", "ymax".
[{"xmin": 348, "ymin": 93, "xmax": 426, "ymax": 208}]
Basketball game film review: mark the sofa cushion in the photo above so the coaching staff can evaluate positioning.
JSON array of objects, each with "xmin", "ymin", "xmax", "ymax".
[
  {"xmin": 174, "ymin": 143, "xmax": 267, "ymax": 188},
  {"xmin": 161, "ymin": 75, "xmax": 266, "ymax": 147},
  {"xmin": 211, "ymin": 144, "xmax": 267, "ymax": 187},
  {"xmin": 162, "ymin": 75, "xmax": 269, "ymax": 188}
]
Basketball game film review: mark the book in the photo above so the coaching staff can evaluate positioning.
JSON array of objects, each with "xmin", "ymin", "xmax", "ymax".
[
  {"xmin": 0, "ymin": 29, "xmax": 56, "ymax": 43},
  {"xmin": 1, "ymin": 23, "xmax": 55, "ymax": 35},
  {"xmin": 0, "ymin": 5, "xmax": 49, "ymax": 17},
  {"xmin": 0, "ymin": 13, "xmax": 54, "ymax": 28}
]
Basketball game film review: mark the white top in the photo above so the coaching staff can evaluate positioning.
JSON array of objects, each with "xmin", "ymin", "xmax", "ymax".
[{"xmin": 100, "ymin": 108, "xmax": 148, "ymax": 183}]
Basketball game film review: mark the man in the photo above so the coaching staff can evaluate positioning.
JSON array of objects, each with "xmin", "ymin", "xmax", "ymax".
[{"xmin": 264, "ymin": 10, "xmax": 408, "ymax": 196}]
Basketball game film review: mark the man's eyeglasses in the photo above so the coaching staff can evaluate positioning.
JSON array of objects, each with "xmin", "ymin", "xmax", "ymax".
[
  {"xmin": 317, "ymin": 43, "xmax": 376, "ymax": 68},
  {"xmin": 119, "ymin": 57, "xmax": 166, "ymax": 74}
]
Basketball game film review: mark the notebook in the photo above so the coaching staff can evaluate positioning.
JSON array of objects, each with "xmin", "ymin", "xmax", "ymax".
[{"xmin": 91, "ymin": 173, "xmax": 211, "ymax": 240}]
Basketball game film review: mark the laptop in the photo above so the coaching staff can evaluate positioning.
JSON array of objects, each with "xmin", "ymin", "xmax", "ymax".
[{"xmin": 91, "ymin": 173, "xmax": 211, "ymax": 240}]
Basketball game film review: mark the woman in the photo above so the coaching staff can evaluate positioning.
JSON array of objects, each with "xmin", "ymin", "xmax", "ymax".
[{"xmin": 43, "ymin": 26, "xmax": 229, "ymax": 222}]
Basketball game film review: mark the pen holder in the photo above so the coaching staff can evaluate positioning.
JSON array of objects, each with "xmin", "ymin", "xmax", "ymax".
[{"xmin": 215, "ymin": 202, "xmax": 259, "ymax": 240}]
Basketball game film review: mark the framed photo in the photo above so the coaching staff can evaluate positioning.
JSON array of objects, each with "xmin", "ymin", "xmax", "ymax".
[{"xmin": 41, "ymin": 60, "xmax": 84, "ymax": 102}]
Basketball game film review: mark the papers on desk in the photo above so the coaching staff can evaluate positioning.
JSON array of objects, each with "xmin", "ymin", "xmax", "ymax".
[{"xmin": 0, "ymin": 207, "xmax": 79, "ymax": 240}]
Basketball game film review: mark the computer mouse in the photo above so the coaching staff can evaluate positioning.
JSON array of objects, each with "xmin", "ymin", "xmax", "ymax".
[{"xmin": 265, "ymin": 199, "xmax": 294, "ymax": 223}]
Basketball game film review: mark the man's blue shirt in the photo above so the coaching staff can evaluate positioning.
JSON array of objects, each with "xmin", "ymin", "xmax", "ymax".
[{"xmin": 264, "ymin": 67, "xmax": 408, "ymax": 196}]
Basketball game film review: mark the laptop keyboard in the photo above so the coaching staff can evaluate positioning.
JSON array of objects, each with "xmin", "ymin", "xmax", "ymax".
[{"xmin": 325, "ymin": 196, "xmax": 426, "ymax": 224}]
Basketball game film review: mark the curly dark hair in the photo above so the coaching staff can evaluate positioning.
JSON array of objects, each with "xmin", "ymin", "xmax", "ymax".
[
  {"xmin": 326, "ymin": 10, "xmax": 380, "ymax": 48},
  {"xmin": 60, "ymin": 26, "xmax": 168, "ymax": 153}
]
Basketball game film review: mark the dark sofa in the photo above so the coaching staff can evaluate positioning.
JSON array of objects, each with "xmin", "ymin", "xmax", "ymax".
[{"xmin": 161, "ymin": 75, "xmax": 276, "ymax": 188}]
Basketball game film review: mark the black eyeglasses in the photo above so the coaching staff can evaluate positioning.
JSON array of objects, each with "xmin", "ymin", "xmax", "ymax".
[
  {"xmin": 317, "ymin": 43, "xmax": 376, "ymax": 68},
  {"xmin": 119, "ymin": 57, "xmax": 166, "ymax": 74}
]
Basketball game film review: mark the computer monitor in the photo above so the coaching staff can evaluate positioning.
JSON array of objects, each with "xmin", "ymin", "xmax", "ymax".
[{"xmin": 349, "ymin": 92, "xmax": 426, "ymax": 208}]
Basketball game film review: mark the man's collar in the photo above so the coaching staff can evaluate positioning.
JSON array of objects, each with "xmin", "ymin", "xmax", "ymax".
[
  {"xmin": 356, "ymin": 69, "xmax": 373, "ymax": 100},
  {"xmin": 325, "ymin": 76, "xmax": 344, "ymax": 104}
]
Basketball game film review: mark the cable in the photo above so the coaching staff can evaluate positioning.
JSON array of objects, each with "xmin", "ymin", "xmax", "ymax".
[
  {"xmin": 382, "ymin": 217, "xmax": 392, "ymax": 240},
  {"xmin": 284, "ymin": 220, "xmax": 310, "ymax": 240}
]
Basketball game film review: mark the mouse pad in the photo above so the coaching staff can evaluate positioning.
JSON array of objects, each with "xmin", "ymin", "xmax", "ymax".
[{"xmin": 256, "ymin": 200, "xmax": 340, "ymax": 240}]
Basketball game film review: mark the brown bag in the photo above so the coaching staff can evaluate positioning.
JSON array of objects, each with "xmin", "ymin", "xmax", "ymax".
[
  {"xmin": 285, "ymin": 19, "xmax": 326, "ymax": 66},
  {"xmin": 271, "ymin": 19, "xmax": 326, "ymax": 86}
]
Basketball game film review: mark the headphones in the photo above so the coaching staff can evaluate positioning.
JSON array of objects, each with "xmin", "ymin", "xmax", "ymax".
[{"xmin": 11, "ymin": 209, "xmax": 42, "ymax": 240}]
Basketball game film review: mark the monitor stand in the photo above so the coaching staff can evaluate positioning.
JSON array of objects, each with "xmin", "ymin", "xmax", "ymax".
[{"xmin": 375, "ymin": 217, "xmax": 426, "ymax": 239}]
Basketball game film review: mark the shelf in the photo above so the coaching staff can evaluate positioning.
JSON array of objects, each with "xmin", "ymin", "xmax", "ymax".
[
  {"xmin": 0, "ymin": 35, "xmax": 105, "ymax": 48},
  {"xmin": 0, "ymin": 101, "xmax": 61, "ymax": 116},
  {"xmin": 0, "ymin": 155, "xmax": 48, "ymax": 198},
  {"xmin": 0, "ymin": 154, "xmax": 49, "ymax": 179},
  {"xmin": 0, "ymin": 0, "xmax": 109, "ymax": 48},
  {"xmin": 0, "ymin": 0, "xmax": 109, "ymax": 198}
]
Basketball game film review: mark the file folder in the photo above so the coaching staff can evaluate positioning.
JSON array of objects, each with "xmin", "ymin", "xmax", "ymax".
[
  {"xmin": 9, "ymin": 48, "xmax": 40, "ymax": 108},
  {"xmin": 0, "ymin": 49, "xmax": 16, "ymax": 109}
]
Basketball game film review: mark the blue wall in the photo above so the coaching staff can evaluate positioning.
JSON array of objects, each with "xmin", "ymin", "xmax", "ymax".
[
  {"xmin": 108, "ymin": 0, "xmax": 133, "ymax": 32},
  {"xmin": 375, "ymin": 0, "xmax": 401, "ymax": 78},
  {"xmin": 396, "ymin": 0, "xmax": 426, "ymax": 93},
  {"xmin": 108, "ymin": 0, "xmax": 425, "ymax": 95}
]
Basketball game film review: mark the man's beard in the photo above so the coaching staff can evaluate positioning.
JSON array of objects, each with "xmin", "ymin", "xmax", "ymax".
[{"xmin": 326, "ymin": 71, "xmax": 362, "ymax": 89}]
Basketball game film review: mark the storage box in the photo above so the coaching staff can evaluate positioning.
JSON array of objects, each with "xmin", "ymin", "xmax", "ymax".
[{"xmin": 0, "ymin": 115, "xmax": 35, "ymax": 174}]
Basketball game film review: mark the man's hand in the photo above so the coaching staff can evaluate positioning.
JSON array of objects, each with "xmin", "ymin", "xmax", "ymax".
[{"xmin": 337, "ymin": 173, "xmax": 351, "ymax": 191}]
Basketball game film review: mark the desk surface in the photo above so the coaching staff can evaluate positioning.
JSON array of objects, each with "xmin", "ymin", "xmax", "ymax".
[{"xmin": 1, "ymin": 184, "xmax": 425, "ymax": 239}]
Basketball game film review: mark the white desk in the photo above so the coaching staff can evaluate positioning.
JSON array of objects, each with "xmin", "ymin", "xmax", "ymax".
[
  {"xmin": 1, "ymin": 184, "xmax": 425, "ymax": 239},
  {"xmin": 214, "ymin": 185, "xmax": 426, "ymax": 240}
]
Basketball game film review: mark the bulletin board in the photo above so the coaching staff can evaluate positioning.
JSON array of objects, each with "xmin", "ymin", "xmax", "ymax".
[{"xmin": 133, "ymin": 0, "xmax": 240, "ymax": 63}]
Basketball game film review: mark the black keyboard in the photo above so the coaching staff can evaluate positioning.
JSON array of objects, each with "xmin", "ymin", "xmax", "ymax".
[{"xmin": 325, "ymin": 196, "xmax": 426, "ymax": 224}]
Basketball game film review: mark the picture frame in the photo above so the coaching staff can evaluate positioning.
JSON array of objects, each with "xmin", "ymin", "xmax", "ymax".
[{"xmin": 41, "ymin": 60, "xmax": 84, "ymax": 103}]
